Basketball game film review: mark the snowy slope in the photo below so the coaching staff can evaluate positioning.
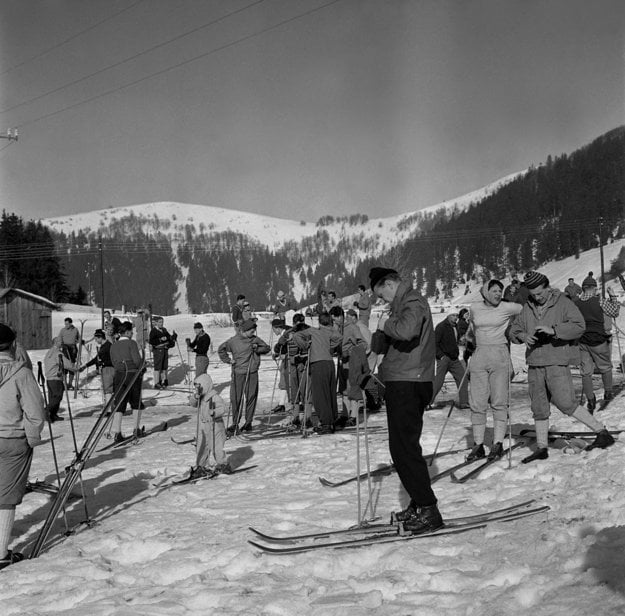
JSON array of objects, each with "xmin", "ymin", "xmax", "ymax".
[{"xmin": 6, "ymin": 308, "xmax": 625, "ymax": 615}]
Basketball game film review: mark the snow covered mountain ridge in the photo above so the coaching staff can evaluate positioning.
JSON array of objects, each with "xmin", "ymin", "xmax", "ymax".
[{"xmin": 43, "ymin": 170, "xmax": 524, "ymax": 253}]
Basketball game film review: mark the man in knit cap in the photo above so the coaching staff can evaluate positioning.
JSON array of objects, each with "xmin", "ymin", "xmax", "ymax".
[
  {"xmin": 369, "ymin": 266, "xmax": 442, "ymax": 535},
  {"xmin": 110, "ymin": 321, "xmax": 144, "ymax": 442},
  {"xmin": 509, "ymin": 271, "xmax": 615, "ymax": 462},
  {"xmin": 186, "ymin": 322, "xmax": 211, "ymax": 377},
  {"xmin": 574, "ymin": 277, "xmax": 620, "ymax": 411},
  {"xmin": 0, "ymin": 324, "xmax": 45, "ymax": 569}
]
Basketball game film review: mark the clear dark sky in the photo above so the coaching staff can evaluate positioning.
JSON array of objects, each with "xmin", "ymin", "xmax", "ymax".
[{"xmin": 1, "ymin": 0, "xmax": 623, "ymax": 222}]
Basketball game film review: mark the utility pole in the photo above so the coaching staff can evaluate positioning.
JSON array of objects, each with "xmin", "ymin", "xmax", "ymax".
[
  {"xmin": 0, "ymin": 128, "xmax": 18, "ymax": 141},
  {"xmin": 598, "ymin": 217, "xmax": 605, "ymax": 298},
  {"xmin": 99, "ymin": 236, "xmax": 105, "ymax": 328}
]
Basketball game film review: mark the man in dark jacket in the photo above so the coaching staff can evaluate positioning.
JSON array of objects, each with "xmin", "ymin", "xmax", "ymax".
[
  {"xmin": 149, "ymin": 316, "xmax": 175, "ymax": 389},
  {"xmin": 370, "ymin": 266, "xmax": 442, "ymax": 535},
  {"xmin": 187, "ymin": 322, "xmax": 211, "ymax": 377},
  {"xmin": 431, "ymin": 313, "xmax": 469, "ymax": 408}
]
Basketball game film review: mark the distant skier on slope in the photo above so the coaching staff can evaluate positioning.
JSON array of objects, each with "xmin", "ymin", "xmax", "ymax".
[{"xmin": 509, "ymin": 271, "xmax": 615, "ymax": 462}]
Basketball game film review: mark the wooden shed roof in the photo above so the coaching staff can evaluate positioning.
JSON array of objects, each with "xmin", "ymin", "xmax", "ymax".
[{"xmin": 0, "ymin": 288, "xmax": 58, "ymax": 309}]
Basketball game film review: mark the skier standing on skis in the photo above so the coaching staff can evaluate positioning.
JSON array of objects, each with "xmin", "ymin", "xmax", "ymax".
[
  {"xmin": 57, "ymin": 317, "xmax": 81, "ymax": 390},
  {"xmin": 218, "ymin": 319, "xmax": 270, "ymax": 434},
  {"xmin": 149, "ymin": 316, "xmax": 175, "ymax": 389},
  {"xmin": 80, "ymin": 329, "xmax": 114, "ymax": 407},
  {"xmin": 573, "ymin": 278, "xmax": 620, "ymax": 411},
  {"xmin": 43, "ymin": 337, "xmax": 79, "ymax": 422},
  {"xmin": 188, "ymin": 374, "xmax": 230, "ymax": 478},
  {"xmin": 464, "ymin": 280, "xmax": 522, "ymax": 462},
  {"xmin": 110, "ymin": 321, "xmax": 144, "ymax": 442},
  {"xmin": 369, "ymin": 266, "xmax": 442, "ymax": 534},
  {"xmin": 430, "ymin": 312, "xmax": 470, "ymax": 410},
  {"xmin": 292, "ymin": 313, "xmax": 343, "ymax": 434},
  {"xmin": 0, "ymin": 324, "xmax": 45, "ymax": 569},
  {"xmin": 509, "ymin": 270, "xmax": 615, "ymax": 462},
  {"xmin": 186, "ymin": 322, "xmax": 211, "ymax": 377}
]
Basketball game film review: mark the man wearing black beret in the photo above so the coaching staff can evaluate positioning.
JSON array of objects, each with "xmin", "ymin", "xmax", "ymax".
[{"xmin": 369, "ymin": 267, "xmax": 443, "ymax": 534}]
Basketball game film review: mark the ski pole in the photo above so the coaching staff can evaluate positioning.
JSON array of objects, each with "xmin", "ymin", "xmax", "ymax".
[
  {"xmin": 174, "ymin": 337, "xmax": 190, "ymax": 385},
  {"xmin": 355, "ymin": 394, "xmax": 362, "ymax": 526},
  {"xmin": 74, "ymin": 319, "xmax": 86, "ymax": 399},
  {"xmin": 58, "ymin": 353, "xmax": 90, "ymax": 522},
  {"xmin": 428, "ymin": 359, "xmax": 471, "ymax": 466},
  {"xmin": 613, "ymin": 317, "xmax": 625, "ymax": 384},
  {"xmin": 37, "ymin": 362, "xmax": 71, "ymax": 533},
  {"xmin": 361, "ymin": 390, "xmax": 374, "ymax": 522},
  {"xmin": 265, "ymin": 357, "xmax": 280, "ymax": 426},
  {"xmin": 507, "ymin": 355, "xmax": 513, "ymax": 470}
]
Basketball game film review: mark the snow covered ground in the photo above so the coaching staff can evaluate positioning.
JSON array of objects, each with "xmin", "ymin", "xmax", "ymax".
[{"xmin": 5, "ymin": 307, "xmax": 625, "ymax": 615}]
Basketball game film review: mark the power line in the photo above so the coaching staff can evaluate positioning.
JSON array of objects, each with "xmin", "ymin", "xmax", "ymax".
[
  {"xmin": 0, "ymin": 0, "xmax": 266, "ymax": 115},
  {"xmin": 14, "ymin": 0, "xmax": 346, "ymax": 129},
  {"xmin": 0, "ymin": 0, "xmax": 145, "ymax": 77},
  {"xmin": 0, "ymin": 215, "xmax": 612, "ymax": 262}
]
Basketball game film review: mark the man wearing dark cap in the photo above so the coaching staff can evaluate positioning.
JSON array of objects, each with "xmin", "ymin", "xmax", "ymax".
[
  {"xmin": 231, "ymin": 295, "xmax": 246, "ymax": 331},
  {"xmin": 80, "ymin": 329, "xmax": 114, "ymax": 409},
  {"xmin": 369, "ymin": 266, "xmax": 443, "ymax": 535},
  {"xmin": 149, "ymin": 316, "xmax": 176, "ymax": 389},
  {"xmin": 186, "ymin": 323, "xmax": 211, "ymax": 377},
  {"xmin": 510, "ymin": 271, "xmax": 615, "ymax": 461},
  {"xmin": 574, "ymin": 277, "xmax": 620, "ymax": 411},
  {"xmin": 0, "ymin": 324, "xmax": 45, "ymax": 569},
  {"xmin": 218, "ymin": 319, "xmax": 270, "ymax": 434}
]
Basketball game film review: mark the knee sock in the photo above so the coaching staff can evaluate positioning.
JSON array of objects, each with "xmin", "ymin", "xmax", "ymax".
[
  {"xmin": 112, "ymin": 411, "xmax": 123, "ymax": 435},
  {"xmin": 493, "ymin": 417, "xmax": 508, "ymax": 444},
  {"xmin": 0, "ymin": 508, "xmax": 16, "ymax": 558},
  {"xmin": 472, "ymin": 423, "xmax": 486, "ymax": 446},
  {"xmin": 132, "ymin": 408, "xmax": 142, "ymax": 432},
  {"xmin": 572, "ymin": 406, "xmax": 603, "ymax": 432},
  {"xmin": 602, "ymin": 371, "xmax": 613, "ymax": 396},
  {"xmin": 534, "ymin": 419, "xmax": 550, "ymax": 449},
  {"xmin": 581, "ymin": 375, "xmax": 595, "ymax": 400}
]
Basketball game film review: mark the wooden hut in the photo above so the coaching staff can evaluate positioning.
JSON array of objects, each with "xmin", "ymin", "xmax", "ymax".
[{"xmin": 0, "ymin": 288, "xmax": 57, "ymax": 350}]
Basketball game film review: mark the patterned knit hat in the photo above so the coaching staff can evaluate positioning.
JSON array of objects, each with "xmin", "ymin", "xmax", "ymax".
[
  {"xmin": 581, "ymin": 275, "xmax": 597, "ymax": 288},
  {"xmin": 524, "ymin": 271, "xmax": 549, "ymax": 290}
]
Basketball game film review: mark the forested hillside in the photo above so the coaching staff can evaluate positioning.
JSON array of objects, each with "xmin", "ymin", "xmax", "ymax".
[{"xmin": 2, "ymin": 127, "xmax": 623, "ymax": 312}]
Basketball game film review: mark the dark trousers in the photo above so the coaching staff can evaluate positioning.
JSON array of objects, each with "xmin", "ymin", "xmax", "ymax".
[
  {"xmin": 113, "ymin": 369, "xmax": 142, "ymax": 413},
  {"xmin": 46, "ymin": 380, "xmax": 64, "ymax": 418},
  {"xmin": 310, "ymin": 360, "xmax": 337, "ymax": 427},
  {"xmin": 432, "ymin": 356, "xmax": 469, "ymax": 405},
  {"xmin": 231, "ymin": 371, "xmax": 259, "ymax": 425},
  {"xmin": 385, "ymin": 381, "xmax": 437, "ymax": 506}
]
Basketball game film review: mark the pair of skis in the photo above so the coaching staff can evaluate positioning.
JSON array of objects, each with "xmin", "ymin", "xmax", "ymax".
[
  {"xmin": 156, "ymin": 464, "xmax": 258, "ymax": 488},
  {"xmin": 317, "ymin": 446, "xmax": 470, "ymax": 488},
  {"xmin": 249, "ymin": 499, "xmax": 549, "ymax": 554},
  {"xmin": 97, "ymin": 421, "xmax": 169, "ymax": 452}
]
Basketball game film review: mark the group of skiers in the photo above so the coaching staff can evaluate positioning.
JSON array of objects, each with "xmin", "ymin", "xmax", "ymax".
[{"xmin": 0, "ymin": 264, "xmax": 622, "ymax": 569}]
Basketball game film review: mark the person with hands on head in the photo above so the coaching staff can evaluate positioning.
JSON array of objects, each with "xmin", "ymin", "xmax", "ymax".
[
  {"xmin": 0, "ymin": 324, "xmax": 45, "ymax": 569},
  {"xmin": 465, "ymin": 280, "xmax": 522, "ymax": 462},
  {"xmin": 509, "ymin": 270, "xmax": 615, "ymax": 462},
  {"xmin": 188, "ymin": 374, "xmax": 230, "ymax": 479}
]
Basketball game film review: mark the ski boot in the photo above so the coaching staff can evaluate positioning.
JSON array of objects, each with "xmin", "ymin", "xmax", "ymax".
[
  {"xmin": 401, "ymin": 504, "xmax": 444, "ymax": 535},
  {"xmin": 466, "ymin": 443, "xmax": 485, "ymax": 462}
]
